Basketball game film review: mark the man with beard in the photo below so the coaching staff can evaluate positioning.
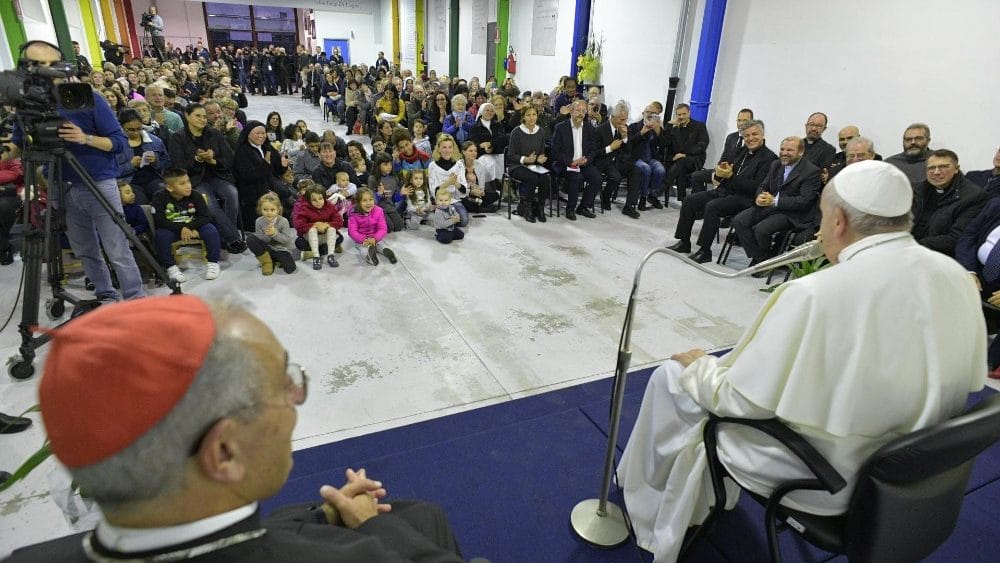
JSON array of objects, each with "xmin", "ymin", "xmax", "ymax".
[
  {"xmin": 731, "ymin": 136, "xmax": 821, "ymax": 272},
  {"xmin": 802, "ymin": 112, "xmax": 836, "ymax": 170},
  {"xmin": 886, "ymin": 123, "xmax": 933, "ymax": 187}
]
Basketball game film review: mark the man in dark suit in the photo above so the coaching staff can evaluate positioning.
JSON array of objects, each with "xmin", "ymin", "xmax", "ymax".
[
  {"xmin": 956, "ymin": 197, "xmax": 1000, "ymax": 373},
  {"xmin": 912, "ymin": 149, "xmax": 989, "ymax": 257},
  {"xmin": 803, "ymin": 112, "xmax": 836, "ymax": 171},
  {"xmin": 551, "ymin": 99, "xmax": 603, "ymax": 220},
  {"xmin": 662, "ymin": 103, "xmax": 709, "ymax": 203},
  {"xmin": 966, "ymin": 146, "xmax": 1000, "ymax": 198},
  {"xmin": 731, "ymin": 136, "xmax": 822, "ymax": 269},
  {"xmin": 7, "ymin": 296, "xmax": 463, "ymax": 562},
  {"xmin": 593, "ymin": 101, "xmax": 640, "ymax": 218},
  {"xmin": 668, "ymin": 120, "xmax": 777, "ymax": 263},
  {"xmin": 687, "ymin": 108, "xmax": 754, "ymax": 198}
]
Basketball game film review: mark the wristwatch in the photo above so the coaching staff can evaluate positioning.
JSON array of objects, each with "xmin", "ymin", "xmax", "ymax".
[{"xmin": 85, "ymin": 134, "xmax": 94, "ymax": 145}]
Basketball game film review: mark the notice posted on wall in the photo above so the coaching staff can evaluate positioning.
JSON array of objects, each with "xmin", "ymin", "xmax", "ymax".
[
  {"xmin": 470, "ymin": 0, "xmax": 489, "ymax": 55},
  {"xmin": 433, "ymin": 0, "xmax": 448, "ymax": 52},
  {"xmin": 531, "ymin": 0, "xmax": 559, "ymax": 56}
]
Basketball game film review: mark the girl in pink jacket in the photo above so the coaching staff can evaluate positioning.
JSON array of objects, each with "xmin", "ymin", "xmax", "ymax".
[{"xmin": 348, "ymin": 188, "xmax": 397, "ymax": 266}]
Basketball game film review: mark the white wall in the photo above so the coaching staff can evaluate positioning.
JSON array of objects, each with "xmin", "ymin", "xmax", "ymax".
[
  {"xmin": 315, "ymin": 11, "xmax": 377, "ymax": 65},
  {"xmin": 19, "ymin": 0, "xmax": 57, "ymax": 43},
  {"xmin": 456, "ymin": 1, "xmax": 487, "ymax": 82},
  {"xmin": 506, "ymin": 0, "xmax": 576, "ymax": 95},
  {"xmin": 707, "ymin": 0, "xmax": 1000, "ymax": 168},
  {"xmin": 425, "ymin": 0, "xmax": 450, "ymax": 76}
]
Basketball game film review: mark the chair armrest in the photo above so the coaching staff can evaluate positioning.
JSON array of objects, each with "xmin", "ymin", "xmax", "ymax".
[{"xmin": 708, "ymin": 415, "xmax": 848, "ymax": 494}]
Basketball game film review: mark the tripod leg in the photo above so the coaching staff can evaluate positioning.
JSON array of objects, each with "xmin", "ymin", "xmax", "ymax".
[{"xmin": 62, "ymin": 153, "xmax": 181, "ymax": 294}]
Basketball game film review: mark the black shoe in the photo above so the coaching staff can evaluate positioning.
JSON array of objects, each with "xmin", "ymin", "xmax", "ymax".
[
  {"xmin": 751, "ymin": 269, "xmax": 771, "ymax": 279},
  {"xmin": 367, "ymin": 245, "xmax": 379, "ymax": 266},
  {"xmin": 226, "ymin": 240, "xmax": 247, "ymax": 254},
  {"xmin": 565, "ymin": 209, "xmax": 577, "ymax": 221},
  {"xmin": 312, "ymin": 257, "xmax": 323, "ymax": 270},
  {"xmin": 622, "ymin": 206, "xmax": 640, "ymax": 219},
  {"xmin": 0, "ymin": 412, "xmax": 32, "ymax": 434},
  {"xmin": 326, "ymin": 254, "xmax": 339, "ymax": 268},
  {"xmin": 274, "ymin": 251, "xmax": 297, "ymax": 274},
  {"xmin": 577, "ymin": 206, "xmax": 596, "ymax": 219},
  {"xmin": 383, "ymin": 248, "xmax": 397, "ymax": 264},
  {"xmin": 688, "ymin": 248, "xmax": 712, "ymax": 264},
  {"xmin": 648, "ymin": 196, "xmax": 663, "ymax": 209},
  {"xmin": 600, "ymin": 198, "xmax": 612, "ymax": 211},
  {"xmin": 668, "ymin": 240, "xmax": 692, "ymax": 253},
  {"xmin": 0, "ymin": 246, "xmax": 12, "ymax": 265},
  {"xmin": 0, "ymin": 471, "xmax": 10, "ymax": 486},
  {"xmin": 638, "ymin": 199, "xmax": 647, "ymax": 211}
]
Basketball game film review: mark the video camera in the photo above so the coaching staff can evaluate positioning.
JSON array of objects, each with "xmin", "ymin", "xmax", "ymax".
[
  {"xmin": 0, "ymin": 61, "xmax": 93, "ymax": 148},
  {"xmin": 140, "ymin": 12, "xmax": 154, "ymax": 28}
]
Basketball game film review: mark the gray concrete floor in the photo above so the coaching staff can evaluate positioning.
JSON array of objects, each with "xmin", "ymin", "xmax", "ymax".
[{"xmin": 2, "ymin": 92, "xmax": 971, "ymax": 555}]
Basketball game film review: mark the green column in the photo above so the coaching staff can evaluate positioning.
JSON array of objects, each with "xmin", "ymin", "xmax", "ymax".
[
  {"xmin": 0, "ymin": 0, "xmax": 26, "ymax": 62},
  {"xmin": 448, "ymin": 0, "xmax": 459, "ymax": 76},
  {"xmin": 494, "ymin": 0, "xmax": 509, "ymax": 82},
  {"xmin": 47, "ymin": 0, "xmax": 75, "ymax": 61}
]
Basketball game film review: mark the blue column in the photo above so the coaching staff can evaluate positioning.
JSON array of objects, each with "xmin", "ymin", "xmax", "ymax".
[
  {"xmin": 569, "ymin": 0, "xmax": 592, "ymax": 79},
  {"xmin": 689, "ymin": 0, "xmax": 727, "ymax": 122}
]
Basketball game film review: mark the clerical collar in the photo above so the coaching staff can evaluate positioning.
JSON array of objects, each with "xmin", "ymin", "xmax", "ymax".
[
  {"xmin": 838, "ymin": 231, "xmax": 912, "ymax": 263},
  {"xmin": 95, "ymin": 503, "xmax": 258, "ymax": 554}
]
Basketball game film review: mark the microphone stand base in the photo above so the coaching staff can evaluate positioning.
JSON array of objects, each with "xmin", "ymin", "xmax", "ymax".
[{"xmin": 570, "ymin": 499, "xmax": 630, "ymax": 548}]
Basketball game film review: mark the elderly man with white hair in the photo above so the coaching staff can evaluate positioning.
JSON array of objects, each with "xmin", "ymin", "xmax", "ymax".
[{"xmin": 618, "ymin": 160, "xmax": 987, "ymax": 562}]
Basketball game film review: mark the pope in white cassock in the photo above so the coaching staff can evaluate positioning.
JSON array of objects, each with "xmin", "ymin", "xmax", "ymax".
[{"xmin": 617, "ymin": 160, "xmax": 987, "ymax": 562}]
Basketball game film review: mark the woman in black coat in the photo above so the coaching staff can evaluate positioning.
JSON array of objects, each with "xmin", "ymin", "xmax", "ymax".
[{"xmin": 233, "ymin": 120, "xmax": 289, "ymax": 229}]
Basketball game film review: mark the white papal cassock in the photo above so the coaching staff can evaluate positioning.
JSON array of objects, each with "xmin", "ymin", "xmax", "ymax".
[{"xmin": 617, "ymin": 232, "xmax": 987, "ymax": 562}]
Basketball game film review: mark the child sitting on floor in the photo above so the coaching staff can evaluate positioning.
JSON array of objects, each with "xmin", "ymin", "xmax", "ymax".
[
  {"xmin": 292, "ymin": 183, "xmax": 344, "ymax": 270},
  {"xmin": 151, "ymin": 168, "xmax": 222, "ymax": 282},
  {"xmin": 349, "ymin": 187, "xmax": 397, "ymax": 266},
  {"xmin": 367, "ymin": 153, "xmax": 406, "ymax": 232},
  {"xmin": 247, "ymin": 193, "xmax": 297, "ymax": 275},
  {"xmin": 403, "ymin": 169, "xmax": 432, "ymax": 228},
  {"xmin": 432, "ymin": 186, "xmax": 465, "ymax": 244}
]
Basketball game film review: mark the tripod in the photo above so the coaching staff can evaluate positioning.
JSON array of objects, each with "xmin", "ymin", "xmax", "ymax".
[{"xmin": 6, "ymin": 141, "xmax": 181, "ymax": 380}]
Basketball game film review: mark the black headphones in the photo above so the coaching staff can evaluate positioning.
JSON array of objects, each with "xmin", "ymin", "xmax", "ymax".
[{"xmin": 17, "ymin": 40, "xmax": 64, "ymax": 70}]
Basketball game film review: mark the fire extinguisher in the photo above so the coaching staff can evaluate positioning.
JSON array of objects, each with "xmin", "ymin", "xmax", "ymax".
[{"xmin": 505, "ymin": 47, "xmax": 517, "ymax": 75}]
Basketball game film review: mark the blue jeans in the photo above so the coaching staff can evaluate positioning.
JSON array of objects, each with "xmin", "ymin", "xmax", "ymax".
[
  {"xmin": 61, "ymin": 178, "xmax": 145, "ymax": 301},
  {"xmin": 633, "ymin": 158, "xmax": 666, "ymax": 198},
  {"xmin": 195, "ymin": 178, "xmax": 241, "ymax": 243},
  {"xmin": 154, "ymin": 224, "xmax": 221, "ymax": 266}
]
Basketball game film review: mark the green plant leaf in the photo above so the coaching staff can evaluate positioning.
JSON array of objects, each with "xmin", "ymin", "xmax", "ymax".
[{"xmin": 0, "ymin": 441, "xmax": 52, "ymax": 493}]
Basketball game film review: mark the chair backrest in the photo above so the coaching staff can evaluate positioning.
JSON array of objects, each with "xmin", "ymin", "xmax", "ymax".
[{"xmin": 844, "ymin": 393, "xmax": 1000, "ymax": 563}]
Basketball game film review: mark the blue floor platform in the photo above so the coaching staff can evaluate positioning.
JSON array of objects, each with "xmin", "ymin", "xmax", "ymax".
[{"xmin": 263, "ymin": 368, "xmax": 1000, "ymax": 562}]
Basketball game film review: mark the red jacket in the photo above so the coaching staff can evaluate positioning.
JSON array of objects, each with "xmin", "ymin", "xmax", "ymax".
[
  {"xmin": 0, "ymin": 159, "xmax": 24, "ymax": 195},
  {"xmin": 291, "ymin": 196, "xmax": 344, "ymax": 236}
]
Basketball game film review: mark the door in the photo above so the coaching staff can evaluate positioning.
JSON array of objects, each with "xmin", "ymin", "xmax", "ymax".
[
  {"xmin": 486, "ymin": 23, "xmax": 497, "ymax": 80},
  {"xmin": 323, "ymin": 38, "xmax": 351, "ymax": 64}
]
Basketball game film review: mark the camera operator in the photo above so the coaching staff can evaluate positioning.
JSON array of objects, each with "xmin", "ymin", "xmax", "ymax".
[
  {"xmin": 100, "ymin": 40, "xmax": 127, "ymax": 66},
  {"xmin": 2, "ymin": 41, "xmax": 145, "ymax": 301},
  {"xmin": 144, "ymin": 6, "xmax": 166, "ymax": 62},
  {"xmin": 0, "ymin": 107, "xmax": 22, "ymax": 266},
  {"xmin": 71, "ymin": 41, "xmax": 92, "ymax": 78}
]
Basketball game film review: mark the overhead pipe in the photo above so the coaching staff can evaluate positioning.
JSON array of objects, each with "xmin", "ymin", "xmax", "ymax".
[
  {"xmin": 689, "ymin": 0, "xmax": 728, "ymax": 122},
  {"xmin": 664, "ymin": 0, "xmax": 695, "ymax": 115}
]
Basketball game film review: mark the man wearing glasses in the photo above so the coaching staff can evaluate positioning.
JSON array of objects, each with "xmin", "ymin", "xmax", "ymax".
[
  {"xmin": 7, "ymin": 296, "xmax": 463, "ymax": 562},
  {"xmin": 886, "ymin": 122, "xmax": 933, "ymax": 187}
]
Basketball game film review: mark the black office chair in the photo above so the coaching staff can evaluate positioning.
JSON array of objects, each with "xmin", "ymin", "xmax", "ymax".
[{"xmin": 681, "ymin": 392, "xmax": 1000, "ymax": 563}]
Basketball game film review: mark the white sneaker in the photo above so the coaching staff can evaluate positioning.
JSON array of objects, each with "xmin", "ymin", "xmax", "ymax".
[
  {"xmin": 167, "ymin": 265, "xmax": 186, "ymax": 283},
  {"xmin": 205, "ymin": 262, "xmax": 220, "ymax": 280}
]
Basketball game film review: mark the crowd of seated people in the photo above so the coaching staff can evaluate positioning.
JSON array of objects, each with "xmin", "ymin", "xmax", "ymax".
[{"xmin": 2, "ymin": 46, "xmax": 999, "ymax": 359}]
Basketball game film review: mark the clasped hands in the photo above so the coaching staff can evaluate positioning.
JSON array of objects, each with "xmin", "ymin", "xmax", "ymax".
[
  {"xmin": 523, "ymin": 152, "xmax": 547, "ymax": 165},
  {"xmin": 319, "ymin": 468, "xmax": 391, "ymax": 529},
  {"xmin": 195, "ymin": 148, "xmax": 216, "ymax": 165},
  {"xmin": 756, "ymin": 191, "xmax": 775, "ymax": 207}
]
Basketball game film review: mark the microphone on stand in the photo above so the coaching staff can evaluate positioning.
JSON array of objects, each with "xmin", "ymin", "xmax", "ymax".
[{"xmin": 570, "ymin": 239, "xmax": 827, "ymax": 547}]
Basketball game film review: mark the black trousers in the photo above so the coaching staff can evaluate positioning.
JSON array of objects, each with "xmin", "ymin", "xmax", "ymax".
[
  {"xmin": 509, "ymin": 166, "xmax": 551, "ymax": 199},
  {"xmin": 0, "ymin": 196, "xmax": 20, "ymax": 252},
  {"xmin": 731, "ymin": 207, "xmax": 795, "ymax": 261},
  {"xmin": 664, "ymin": 156, "xmax": 702, "ymax": 201},
  {"xmin": 436, "ymin": 227, "xmax": 465, "ymax": 244},
  {"xmin": 596, "ymin": 160, "xmax": 638, "ymax": 207},
  {"xmin": 674, "ymin": 190, "xmax": 753, "ymax": 250},
  {"xmin": 563, "ymin": 164, "xmax": 602, "ymax": 211}
]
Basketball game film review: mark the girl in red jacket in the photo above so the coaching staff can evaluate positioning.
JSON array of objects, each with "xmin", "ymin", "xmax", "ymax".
[
  {"xmin": 292, "ymin": 183, "xmax": 344, "ymax": 270},
  {"xmin": 348, "ymin": 188, "xmax": 397, "ymax": 266}
]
